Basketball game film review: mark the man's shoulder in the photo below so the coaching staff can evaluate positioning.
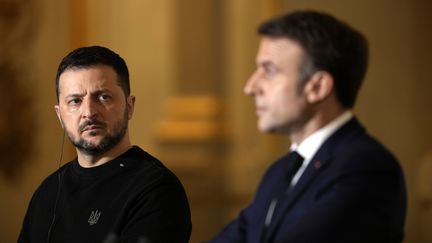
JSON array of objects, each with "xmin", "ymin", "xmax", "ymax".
[
  {"xmin": 338, "ymin": 124, "xmax": 395, "ymax": 158},
  {"xmin": 329, "ymin": 118, "xmax": 392, "ymax": 152},
  {"xmin": 28, "ymin": 161, "xmax": 73, "ymax": 203},
  {"xmin": 39, "ymin": 161, "xmax": 72, "ymax": 185},
  {"xmin": 125, "ymin": 146, "xmax": 168, "ymax": 172},
  {"xmin": 121, "ymin": 146, "xmax": 183, "ymax": 185},
  {"xmin": 312, "ymin": 118, "xmax": 400, "ymax": 172},
  {"xmin": 327, "ymin": 123, "xmax": 401, "ymax": 173}
]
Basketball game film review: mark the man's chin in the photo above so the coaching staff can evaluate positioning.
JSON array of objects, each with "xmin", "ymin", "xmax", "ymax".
[
  {"xmin": 258, "ymin": 122, "xmax": 285, "ymax": 134},
  {"xmin": 258, "ymin": 123, "xmax": 272, "ymax": 133},
  {"xmin": 258, "ymin": 119, "xmax": 271, "ymax": 131},
  {"xmin": 77, "ymin": 143, "xmax": 110, "ymax": 156},
  {"xmin": 73, "ymin": 137, "xmax": 109, "ymax": 154}
]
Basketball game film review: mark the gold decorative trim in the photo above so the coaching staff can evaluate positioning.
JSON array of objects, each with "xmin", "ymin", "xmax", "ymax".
[{"xmin": 154, "ymin": 95, "xmax": 224, "ymax": 143}]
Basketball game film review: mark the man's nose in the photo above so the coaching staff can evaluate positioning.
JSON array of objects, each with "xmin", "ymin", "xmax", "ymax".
[
  {"xmin": 244, "ymin": 71, "xmax": 260, "ymax": 96},
  {"xmin": 81, "ymin": 98, "xmax": 98, "ymax": 119}
]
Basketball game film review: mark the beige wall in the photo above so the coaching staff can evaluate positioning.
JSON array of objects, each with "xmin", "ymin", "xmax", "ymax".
[
  {"xmin": 0, "ymin": 0, "xmax": 431, "ymax": 242},
  {"xmin": 0, "ymin": 1, "xmax": 73, "ymax": 243}
]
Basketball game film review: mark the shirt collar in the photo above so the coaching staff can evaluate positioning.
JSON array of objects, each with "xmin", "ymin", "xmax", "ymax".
[{"xmin": 291, "ymin": 111, "xmax": 353, "ymax": 162}]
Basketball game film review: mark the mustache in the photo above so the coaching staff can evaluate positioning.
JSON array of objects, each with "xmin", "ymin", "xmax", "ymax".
[{"xmin": 79, "ymin": 119, "xmax": 106, "ymax": 132}]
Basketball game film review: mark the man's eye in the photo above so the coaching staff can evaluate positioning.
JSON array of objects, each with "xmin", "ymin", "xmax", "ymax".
[
  {"xmin": 68, "ymin": 98, "xmax": 81, "ymax": 105},
  {"xmin": 99, "ymin": 94, "xmax": 111, "ymax": 101},
  {"xmin": 264, "ymin": 67, "xmax": 276, "ymax": 77}
]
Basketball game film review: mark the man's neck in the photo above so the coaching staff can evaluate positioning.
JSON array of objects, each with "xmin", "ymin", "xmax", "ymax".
[
  {"xmin": 76, "ymin": 136, "xmax": 132, "ymax": 168},
  {"xmin": 290, "ymin": 106, "xmax": 348, "ymax": 145}
]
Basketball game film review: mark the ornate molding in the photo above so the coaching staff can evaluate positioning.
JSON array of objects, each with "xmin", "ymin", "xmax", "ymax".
[{"xmin": 155, "ymin": 95, "xmax": 225, "ymax": 143}]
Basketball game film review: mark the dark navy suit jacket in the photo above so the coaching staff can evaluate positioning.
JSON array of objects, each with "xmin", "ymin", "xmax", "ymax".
[{"xmin": 211, "ymin": 118, "xmax": 406, "ymax": 243}]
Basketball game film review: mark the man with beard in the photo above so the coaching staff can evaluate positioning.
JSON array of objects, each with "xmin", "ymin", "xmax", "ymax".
[{"xmin": 18, "ymin": 46, "xmax": 191, "ymax": 243}]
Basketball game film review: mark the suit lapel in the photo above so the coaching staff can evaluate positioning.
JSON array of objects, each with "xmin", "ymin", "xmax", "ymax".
[{"xmin": 264, "ymin": 118, "xmax": 364, "ymax": 242}]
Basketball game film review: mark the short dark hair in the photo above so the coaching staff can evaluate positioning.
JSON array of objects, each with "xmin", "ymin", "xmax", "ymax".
[
  {"xmin": 55, "ymin": 46, "xmax": 130, "ymax": 101},
  {"xmin": 258, "ymin": 10, "xmax": 369, "ymax": 108}
]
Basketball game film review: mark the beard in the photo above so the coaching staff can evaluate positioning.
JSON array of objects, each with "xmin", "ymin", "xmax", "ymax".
[{"xmin": 65, "ymin": 109, "xmax": 128, "ymax": 156}]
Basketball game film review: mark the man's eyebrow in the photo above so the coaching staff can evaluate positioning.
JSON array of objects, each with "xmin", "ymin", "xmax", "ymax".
[
  {"xmin": 257, "ymin": 60, "xmax": 274, "ymax": 67},
  {"xmin": 68, "ymin": 88, "xmax": 112, "ymax": 96},
  {"xmin": 91, "ymin": 89, "xmax": 113, "ymax": 96},
  {"xmin": 257, "ymin": 61, "xmax": 275, "ymax": 68},
  {"xmin": 64, "ymin": 93, "xmax": 84, "ymax": 99}
]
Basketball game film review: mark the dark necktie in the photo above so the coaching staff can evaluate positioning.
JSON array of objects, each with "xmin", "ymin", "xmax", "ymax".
[{"xmin": 262, "ymin": 151, "xmax": 304, "ymax": 242}]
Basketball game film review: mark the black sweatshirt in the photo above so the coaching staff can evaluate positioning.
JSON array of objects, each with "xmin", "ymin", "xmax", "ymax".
[{"xmin": 18, "ymin": 146, "xmax": 191, "ymax": 243}]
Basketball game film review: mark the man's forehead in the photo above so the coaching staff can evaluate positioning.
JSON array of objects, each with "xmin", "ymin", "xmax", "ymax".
[
  {"xmin": 60, "ymin": 66, "xmax": 116, "ymax": 82},
  {"xmin": 58, "ymin": 66, "xmax": 120, "ymax": 93},
  {"xmin": 256, "ymin": 37, "xmax": 304, "ymax": 63},
  {"xmin": 60, "ymin": 65, "xmax": 116, "ymax": 77}
]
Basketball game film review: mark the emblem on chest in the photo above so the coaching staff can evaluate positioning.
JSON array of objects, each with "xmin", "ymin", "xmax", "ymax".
[{"xmin": 88, "ymin": 210, "xmax": 102, "ymax": 226}]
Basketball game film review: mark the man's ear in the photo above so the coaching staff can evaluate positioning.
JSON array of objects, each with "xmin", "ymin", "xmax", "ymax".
[
  {"xmin": 54, "ymin": 105, "xmax": 64, "ymax": 128},
  {"xmin": 303, "ymin": 71, "xmax": 334, "ymax": 104},
  {"xmin": 126, "ymin": 96, "xmax": 136, "ymax": 120}
]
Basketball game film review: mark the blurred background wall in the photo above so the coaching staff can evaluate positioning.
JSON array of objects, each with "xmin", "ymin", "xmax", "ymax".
[{"xmin": 0, "ymin": 0, "xmax": 431, "ymax": 242}]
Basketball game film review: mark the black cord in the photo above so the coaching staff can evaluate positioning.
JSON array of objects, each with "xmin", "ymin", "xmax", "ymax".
[
  {"xmin": 57, "ymin": 130, "xmax": 65, "ymax": 169},
  {"xmin": 47, "ymin": 130, "xmax": 66, "ymax": 242}
]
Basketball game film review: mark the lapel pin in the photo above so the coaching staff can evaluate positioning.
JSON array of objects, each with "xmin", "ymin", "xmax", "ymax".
[{"xmin": 314, "ymin": 160, "xmax": 321, "ymax": 169}]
